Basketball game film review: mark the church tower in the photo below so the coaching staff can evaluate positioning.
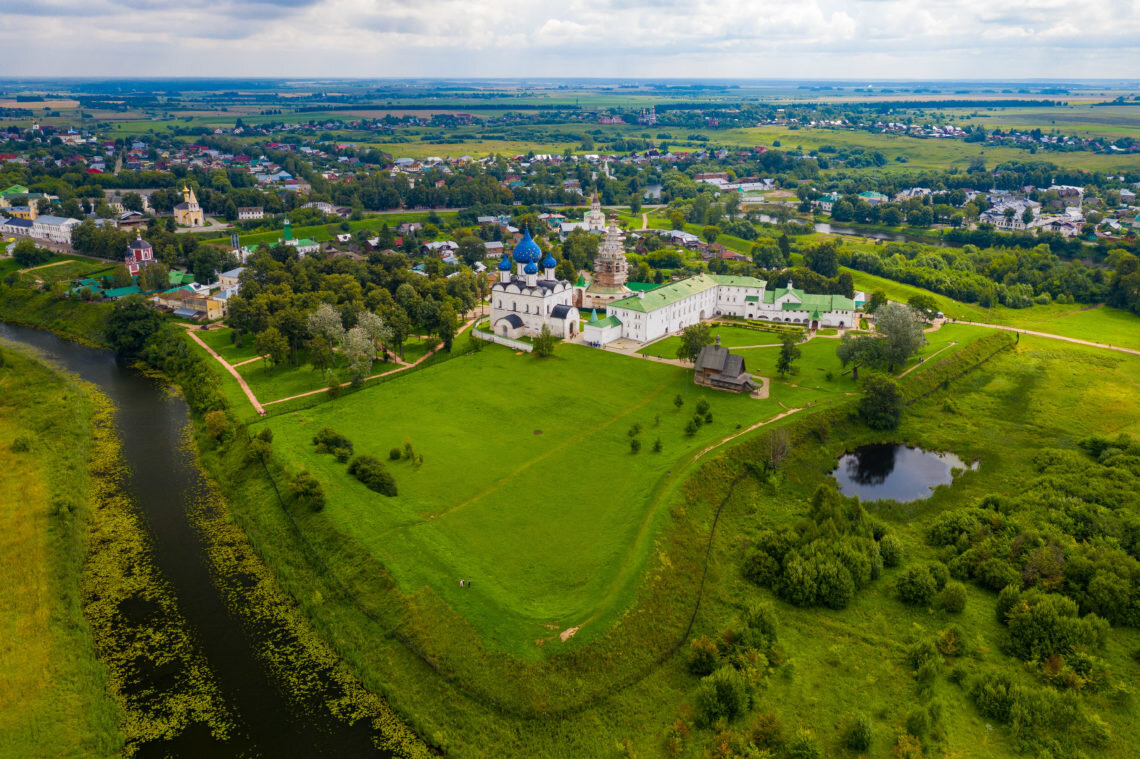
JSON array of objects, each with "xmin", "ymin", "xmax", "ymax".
[
  {"xmin": 593, "ymin": 214, "xmax": 629, "ymax": 289},
  {"xmin": 584, "ymin": 191, "xmax": 605, "ymax": 232}
]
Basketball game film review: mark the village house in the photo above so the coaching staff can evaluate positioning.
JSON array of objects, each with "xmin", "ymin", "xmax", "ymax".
[
  {"xmin": 237, "ymin": 206, "xmax": 264, "ymax": 221},
  {"xmin": 693, "ymin": 337, "xmax": 757, "ymax": 394}
]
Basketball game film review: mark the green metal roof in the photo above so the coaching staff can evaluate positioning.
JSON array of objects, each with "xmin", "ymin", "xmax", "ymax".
[
  {"xmin": 626, "ymin": 281, "xmax": 661, "ymax": 292},
  {"xmin": 608, "ymin": 273, "xmax": 720, "ymax": 313},
  {"xmin": 575, "ymin": 274, "xmax": 587, "ymax": 287},
  {"xmin": 708, "ymin": 274, "xmax": 767, "ymax": 288},
  {"xmin": 744, "ymin": 295, "xmax": 759, "ymax": 302},
  {"xmin": 168, "ymin": 271, "xmax": 195, "ymax": 286},
  {"xmin": 588, "ymin": 315, "xmax": 622, "ymax": 329},
  {"xmin": 103, "ymin": 285, "xmax": 142, "ymax": 298},
  {"xmin": 0, "ymin": 185, "xmax": 28, "ymax": 197}
]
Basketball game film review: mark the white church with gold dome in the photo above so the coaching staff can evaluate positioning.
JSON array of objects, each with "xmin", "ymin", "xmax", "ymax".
[{"xmin": 173, "ymin": 186, "xmax": 204, "ymax": 227}]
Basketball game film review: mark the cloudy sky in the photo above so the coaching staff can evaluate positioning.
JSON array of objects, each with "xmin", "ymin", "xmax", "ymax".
[{"xmin": 0, "ymin": 0, "xmax": 1137, "ymax": 79}]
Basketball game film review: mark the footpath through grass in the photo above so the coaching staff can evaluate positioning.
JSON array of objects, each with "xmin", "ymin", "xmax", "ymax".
[{"xmin": 0, "ymin": 346, "xmax": 122, "ymax": 757}]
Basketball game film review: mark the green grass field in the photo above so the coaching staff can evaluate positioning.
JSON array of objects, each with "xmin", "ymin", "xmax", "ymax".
[
  {"xmin": 257, "ymin": 342, "xmax": 797, "ymax": 656},
  {"xmin": 0, "ymin": 346, "xmax": 122, "ymax": 757}
]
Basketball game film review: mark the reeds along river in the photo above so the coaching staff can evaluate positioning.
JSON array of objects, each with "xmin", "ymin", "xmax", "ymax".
[{"xmin": 0, "ymin": 322, "xmax": 403, "ymax": 758}]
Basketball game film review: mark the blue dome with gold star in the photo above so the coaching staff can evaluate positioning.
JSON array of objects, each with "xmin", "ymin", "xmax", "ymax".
[{"xmin": 512, "ymin": 227, "xmax": 541, "ymax": 264}]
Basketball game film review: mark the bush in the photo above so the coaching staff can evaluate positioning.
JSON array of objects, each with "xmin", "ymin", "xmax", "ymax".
[
  {"xmin": 389, "ymin": 447, "xmax": 401, "ymax": 460},
  {"xmin": 290, "ymin": 471, "xmax": 326, "ymax": 512},
  {"xmin": 694, "ymin": 667, "xmax": 751, "ymax": 726},
  {"xmin": 897, "ymin": 564, "xmax": 939, "ymax": 605},
  {"xmin": 630, "ymin": 438, "xmax": 642, "ymax": 454},
  {"xmin": 10, "ymin": 436, "xmax": 30, "ymax": 453},
  {"xmin": 257, "ymin": 428, "xmax": 273, "ymax": 443},
  {"xmin": 347, "ymin": 455, "xmax": 397, "ymax": 497},
  {"xmin": 843, "ymin": 712, "xmax": 872, "ymax": 751},
  {"xmin": 653, "ymin": 438, "xmax": 662, "ymax": 453},
  {"xmin": 904, "ymin": 708, "xmax": 930, "ymax": 739},
  {"xmin": 688, "ymin": 636, "xmax": 719, "ymax": 676},
  {"xmin": 879, "ymin": 534, "xmax": 902, "ymax": 567},
  {"xmin": 696, "ymin": 398, "xmax": 710, "ymax": 415},
  {"xmin": 936, "ymin": 626, "xmax": 965, "ymax": 656},
  {"xmin": 784, "ymin": 728, "xmax": 822, "ymax": 759},
  {"xmin": 684, "ymin": 418, "xmax": 699, "ymax": 436},
  {"xmin": 313, "ymin": 427, "xmax": 353, "ymax": 455},
  {"xmin": 936, "ymin": 581, "xmax": 967, "ymax": 613}
]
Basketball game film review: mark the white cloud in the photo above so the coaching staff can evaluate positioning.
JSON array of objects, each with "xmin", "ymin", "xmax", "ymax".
[{"xmin": 0, "ymin": 0, "xmax": 1137, "ymax": 77}]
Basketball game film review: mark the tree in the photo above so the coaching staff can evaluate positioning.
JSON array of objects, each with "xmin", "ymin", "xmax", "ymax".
[
  {"xmin": 347, "ymin": 455, "xmax": 397, "ymax": 497},
  {"xmin": 106, "ymin": 295, "xmax": 163, "ymax": 358},
  {"xmin": 896, "ymin": 564, "xmax": 939, "ymax": 605},
  {"xmin": 307, "ymin": 303, "xmax": 345, "ymax": 352},
  {"xmin": 255, "ymin": 326, "xmax": 289, "ymax": 371},
  {"xmin": 835, "ymin": 334, "xmax": 885, "ymax": 380},
  {"xmin": 668, "ymin": 210, "xmax": 686, "ymax": 230},
  {"xmin": 356, "ymin": 310, "xmax": 392, "ymax": 352},
  {"xmin": 309, "ymin": 334, "xmax": 335, "ymax": 377},
  {"xmin": 341, "ymin": 326, "xmax": 374, "ymax": 384},
  {"xmin": 674, "ymin": 394, "xmax": 684, "ymax": 410},
  {"xmin": 860, "ymin": 374, "xmax": 904, "ymax": 430},
  {"xmin": 778, "ymin": 233, "xmax": 791, "ymax": 261},
  {"xmin": 866, "ymin": 289, "xmax": 888, "ymax": 313},
  {"xmin": 630, "ymin": 437, "xmax": 642, "ymax": 454},
  {"xmin": 457, "ymin": 235, "xmax": 485, "ymax": 266},
  {"xmin": 804, "ymin": 240, "xmax": 840, "ymax": 278},
  {"xmin": 676, "ymin": 322, "xmax": 712, "ymax": 363},
  {"xmin": 533, "ymin": 324, "xmax": 556, "ymax": 357},
  {"xmin": 139, "ymin": 261, "xmax": 170, "ymax": 293},
  {"xmin": 694, "ymin": 667, "xmax": 750, "ymax": 727},
  {"xmin": 434, "ymin": 303, "xmax": 458, "ymax": 351},
  {"xmin": 12, "ymin": 238, "xmax": 50, "ymax": 268},
  {"xmin": 907, "ymin": 294, "xmax": 939, "ymax": 320},
  {"xmin": 701, "ymin": 225, "xmax": 720, "ymax": 243},
  {"xmin": 776, "ymin": 335, "xmax": 800, "ymax": 378},
  {"xmin": 874, "ymin": 302, "xmax": 927, "ymax": 371}
]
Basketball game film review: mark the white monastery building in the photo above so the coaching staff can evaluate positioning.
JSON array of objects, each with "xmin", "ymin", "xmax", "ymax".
[{"xmin": 585, "ymin": 273, "xmax": 856, "ymax": 346}]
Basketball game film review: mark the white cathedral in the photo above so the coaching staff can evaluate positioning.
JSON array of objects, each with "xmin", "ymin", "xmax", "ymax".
[{"xmin": 490, "ymin": 228, "xmax": 580, "ymax": 340}]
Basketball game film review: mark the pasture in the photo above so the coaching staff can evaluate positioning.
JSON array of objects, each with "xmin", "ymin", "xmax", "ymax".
[{"xmin": 257, "ymin": 341, "xmax": 797, "ymax": 656}]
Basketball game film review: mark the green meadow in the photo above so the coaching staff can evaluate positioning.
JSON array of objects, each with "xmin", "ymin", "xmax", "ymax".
[
  {"xmin": 0, "ymin": 346, "xmax": 122, "ymax": 757},
  {"xmin": 258, "ymin": 342, "xmax": 796, "ymax": 655}
]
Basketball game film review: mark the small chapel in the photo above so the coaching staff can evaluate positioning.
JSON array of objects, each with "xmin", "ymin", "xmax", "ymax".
[
  {"xmin": 490, "ymin": 228, "xmax": 579, "ymax": 340},
  {"xmin": 173, "ymin": 186, "xmax": 204, "ymax": 227}
]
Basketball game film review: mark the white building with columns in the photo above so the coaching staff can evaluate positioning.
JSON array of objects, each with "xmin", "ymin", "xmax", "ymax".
[{"xmin": 490, "ymin": 228, "xmax": 580, "ymax": 340}]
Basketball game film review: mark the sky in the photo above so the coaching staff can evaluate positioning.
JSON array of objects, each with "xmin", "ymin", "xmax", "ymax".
[{"xmin": 0, "ymin": 0, "xmax": 1137, "ymax": 79}]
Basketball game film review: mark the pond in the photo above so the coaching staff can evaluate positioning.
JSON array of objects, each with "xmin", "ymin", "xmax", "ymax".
[{"xmin": 830, "ymin": 443, "xmax": 975, "ymax": 502}]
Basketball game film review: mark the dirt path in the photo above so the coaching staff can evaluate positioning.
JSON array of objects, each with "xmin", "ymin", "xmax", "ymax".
[
  {"xmin": 17, "ymin": 259, "xmax": 82, "ymax": 274},
  {"xmin": 898, "ymin": 342, "xmax": 955, "ymax": 378},
  {"xmin": 231, "ymin": 354, "xmax": 269, "ymax": 368},
  {"xmin": 688, "ymin": 407, "xmax": 804, "ymax": 464},
  {"xmin": 183, "ymin": 327, "xmax": 267, "ymax": 416},
  {"xmin": 955, "ymin": 321, "xmax": 1140, "ymax": 357}
]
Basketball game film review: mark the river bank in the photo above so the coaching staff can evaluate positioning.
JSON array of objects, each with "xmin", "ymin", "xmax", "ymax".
[{"xmin": 0, "ymin": 322, "xmax": 428, "ymax": 757}]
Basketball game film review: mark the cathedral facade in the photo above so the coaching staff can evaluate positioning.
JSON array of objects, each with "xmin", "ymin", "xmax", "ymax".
[{"xmin": 490, "ymin": 228, "xmax": 580, "ymax": 340}]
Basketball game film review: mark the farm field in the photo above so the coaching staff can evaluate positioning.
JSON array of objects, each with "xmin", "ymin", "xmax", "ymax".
[{"xmin": 257, "ymin": 341, "xmax": 800, "ymax": 656}]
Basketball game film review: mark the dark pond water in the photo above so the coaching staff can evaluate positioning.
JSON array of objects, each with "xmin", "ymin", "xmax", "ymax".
[
  {"xmin": 0, "ymin": 322, "xmax": 387, "ymax": 757},
  {"xmin": 830, "ymin": 443, "xmax": 975, "ymax": 502}
]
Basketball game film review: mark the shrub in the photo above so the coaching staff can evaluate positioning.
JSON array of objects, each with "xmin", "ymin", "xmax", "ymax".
[
  {"xmin": 843, "ymin": 712, "xmax": 872, "ymax": 751},
  {"xmin": 704, "ymin": 411, "xmax": 713, "ymax": 424},
  {"xmin": 256, "ymin": 428, "xmax": 273, "ymax": 443},
  {"xmin": 347, "ymin": 455, "xmax": 398, "ymax": 497},
  {"xmin": 906, "ymin": 638, "xmax": 940, "ymax": 670},
  {"xmin": 996, "ymin": 584, "xmax": 1022, "ymax": 623},
  {"xmin": 204, "ymin": 410, "xmax": 229, "ymax": 441},
  {"xmin": 653, "ymin": 438, "xmax": 662, "ymax": 453},
  {"xmin": 897, "ymin": 564, "xmax": 939, "ymax": 605},
  {"xmin": 696, "ymin": 398, "xmax": 710, "ymax": 415},
  {"xmin": 688, "ymin": 636, "xmax": 719, "ymax": 676},
  {"xmin": 674, "ymin": 393, "xmax": 684, "ymax": 409},
  {"xmin": 389, "ymin": 447, "xmax": 402, "ymax": 460},
  {"xmin": 313, "ymin": 427, "xmax": 353, "ymax": 455},
  {"xmin": 290, "ymin": 471, "xmax": 326, "ymax": 512},
  {"xmin": 784, "ymin": 728, "xmax": 822, "ymax": 759},
  {"xmin": 10, "ymin": 436, "xmax": 30, "ymax": 453},
  {"xmin": 628, "ymin": 423, "xmax": 642, "ymax": 437},
  {"xmin": 936, "ymin": 626, "xmax": 965, "ymax": 656},
  {"xmin": 630, "ymin": 438, "xmax": 642, "ymax": 454},
  {"xmin": 694, "ymin": 667, "xmax": 751, "ymax": 726},
  {"xmin": 326, "ymin": 376, "xmax": 343, "ymax": 399},
  {"xmin": 879, "ymin": 534, "xmax": 902, "ymax": 567},
  {"xmin": 976, "ymin": 557, "xmax": 1021, "ymax": 591},
  {"xmin": 936, "ymin": 581, "xmax": 967, "ymax": 613},
  {"xmin": 684, "ymin": 418, "xmax": 699, "ymax": 436},
  {"xmin": 904, "ymin": 708, "xmax": 930, "ymax": 739},
  {"xmin": 333, "ymin": 447, "xmax": 352, "ymax": 463}
]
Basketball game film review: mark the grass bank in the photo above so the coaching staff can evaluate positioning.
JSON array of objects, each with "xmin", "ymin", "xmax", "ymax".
[
  {"xmin": 0, "ymin": 286, "xmax": 110, "ymax": 346},
  {"xmin": 0, "ymin": 345, "xmax": 122, "ymax": 757}
]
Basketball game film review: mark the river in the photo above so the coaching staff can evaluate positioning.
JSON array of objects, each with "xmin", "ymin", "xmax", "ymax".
[{"xmin": 0, "ymin": 322, "xmax": 388, "ymax": 758}]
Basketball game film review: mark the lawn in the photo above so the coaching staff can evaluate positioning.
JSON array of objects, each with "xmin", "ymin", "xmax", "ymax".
[
  {"xmin": 637, "ymin": 324, "xmax": 789, "ymax": 358},
  {"xmin": 0, "ymin": 346, "xmax": 122, "ymax": 757},
  {"xmin": 236, "ymin": 349, "xmax": 397, "ymax": 405},
  {"xmin": 195, "ymin": 325, "xmax": 261, "ymax": 365},
  {"xmin": 255, "ymin": 341, "xmax": 793, "ymax": 656},
  {"xmin": 16, "ymin": 257, "xmax": 112, "ymax": 286}
]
